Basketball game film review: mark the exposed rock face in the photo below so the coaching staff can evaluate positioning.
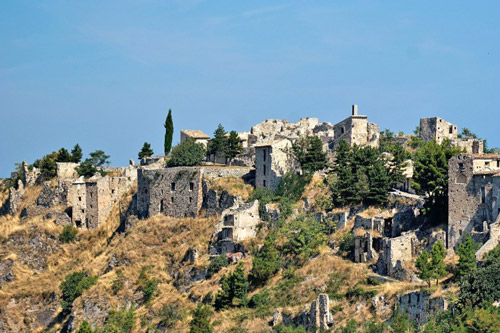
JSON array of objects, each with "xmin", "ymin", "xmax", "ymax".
[
  {"xmin": 70, "ymin": 296, "xmax": 111, "ymax": 332},
  {"xmin": 182, "ymin": 247, "xmax": 199, "ymax": 264},
  {"xmin": 203, "ymin": 188, "xmax": 240, "ymax": 217},
  {"xmin": 296, "ymin": 294, "xmax": 334, "ymax": 332},
  {"xmin": 398, "ymin": 291, "xmax": 448, "ymax": 325},
  {"xmin": 7, "ymin": 180, "xmax": 24, "ymax": 215},
  {"xmin": 0, "ymin": 259, "xmax": 14, "ymax": 286},
  {"xmin": 36, "ymin": 182, "xmax": 60, "ymax": 207}
]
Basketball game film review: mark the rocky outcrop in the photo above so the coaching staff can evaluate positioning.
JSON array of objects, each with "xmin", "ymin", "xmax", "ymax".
[
  {"xmin": 398, "ymin": 291, "xmax": 448, "ymax": 325},
  {"xmin": 296, "ymin": 294, "xmax": 334, "ymax": 332},
  {"xmin": 36, "ymin": 182, "xmax": 60, "ymax": 208},
  {"xmin": 0, "ymin": 259, "xmax": 14, "ymax": 286}
]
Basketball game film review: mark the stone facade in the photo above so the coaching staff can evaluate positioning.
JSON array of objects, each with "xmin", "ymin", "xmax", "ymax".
[
  {"xmin": 180, "ymin": 130, "xmax": 210, "ymax": 147},
  {"xmin": 420, "ymin": 117, "xmax": 483, "ymax": 154},
  {"xmin": 448, "ymin": 154, "xmax": 500, "ymax": 248},
  {"xmin": 296, "ymin": 294, "xmax": 334, "ymax": 332},
  {"xmin": 332, "ymin": 105, "xmax": 380, "ymax": 148},
  {"xmin": 378, "ymin": 232, "xmax": 419, "ymax": 280},
  {"xmin": 398, "ymin": 291, "xmax": 448, "ymax": 325},
  {"xmin": 255, "ymin": 139, "xmax": 296, "ymax": 191},
  {"xmin": 214, "ymin": 200, "xmax": 260, "ymax": 243},
  {"xmin": 354, "ymin": 231, "xmax": 381, "ymax": 263},
  {"xmin": 137, "ymin": 167, "xmax": 204, "ymax": 219}
]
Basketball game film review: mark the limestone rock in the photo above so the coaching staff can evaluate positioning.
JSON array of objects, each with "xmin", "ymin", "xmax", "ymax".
[{"xmin": 0, "ymin": 259, "xmax": 14, "ymax": 286}]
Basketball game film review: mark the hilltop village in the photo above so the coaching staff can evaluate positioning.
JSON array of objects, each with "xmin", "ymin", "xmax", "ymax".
[{"xmin": 1, "ymin": 105, "xmax": 500, "ymax": 332}]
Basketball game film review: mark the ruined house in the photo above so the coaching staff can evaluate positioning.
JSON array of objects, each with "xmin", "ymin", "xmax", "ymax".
[
  {"xmin": 420, "ymin": 117, "xmax": 483, "ymax": 154},
  {"xmin": 180, "ymin": 130, "xmax": 211, "ymax": 147},
  {"xmin": 448, "ymin": 153, "xmax": 500, "ymax": 248},
  {"xmin": 255, "ymin": 139, "xmax": 296, "ymax": 191},
  {"xmin": 332, "ymin": 105, "xmax": 380, "ymax": 148},
  {"xmin": 211, "ymin": 200, "xmax": 260, "ymax": 254},
  {"xmin": 136, "ymin": 166, "xmax": 253, "ymax": 219},
  {"xmin": 398, "ymin": 291, "xmax": 448, "ymax": 326}
]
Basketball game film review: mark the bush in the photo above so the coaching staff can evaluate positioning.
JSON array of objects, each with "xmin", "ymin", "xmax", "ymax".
[
  {"xmin": 60, "ymin": 271, "xmax": 98, "ymax": 314},
  {"xmin": 339, "ymin": 233, "xmax": 354, "ymax": 257},
  {"xmin": 214, "ymin": 262, "xmax": 249, "ymax": 310},
  {"xmin": 112, "ymin": 269, "xmax": 124, "ymax": 294},
  {"xmin": 206, "ymin": 255, "xmax": 229, "ymax": 278},
  {"xmin": 137, "ymin": 267, "xmax": 157, "ymax": 304},
  {"xmin": 59, "ymin": 226, "xmax": 78, "ymax": 243},
  {"xmin": 250, "ymin": 236, "xmax": 282, "ymax": 285},
  {"xmin": 282, "ymin": 215, "xmax": 327, "ymax": 265},
  {"xmin": 158, "ymin": 303, "xmax": 184, "ymax": 330},
  {"xmin": 76, "ymin": 320, "xmax": 93, "ymax": 333},
  {"xmin": 167, "ymin": 139, "xmax": 206, "ymax": 167},
  {"xmin": 102, "ymin": 306, "xmax": 136, "ymax": 332},
  {"xmin": 249, "ymin": 289, "xmax": 273, "ymax": 317},
  {"xmin": 190, "ymin": 303, "xmax": 213, "ymax": 333},
  {"xmin": 345, "ymin": 285, "xmax": 376, "ymax": 301}
]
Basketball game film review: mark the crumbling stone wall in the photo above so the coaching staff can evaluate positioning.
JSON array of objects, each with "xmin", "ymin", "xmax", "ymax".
[
  {"xmin": 420, "ymin": 117, "xmax": 457, "ymax": 143},
  {"xmin": 255, "ymin": 139, "xmax": 295, "ymax": 191},
  {"xmin": 354, "ymin": 232, "xmax": 380, "ymax": 263},
  {"xmin": 295, "ymin": 294, "xmax": 334, "ymax": 332},
  {"xmin": 378, "ymin": 232, "xmax": 419, "ymax": 280},
  {"xmin": 333, "ymin": 106, "xmax": 379, "ymax": 148},
  {"xmin": 398, "ymin": 291, "xmax": 448, "ymax": 325},
  {"xmin": 137, "ymin": 167, "xmax": 204, "ymax": 219},
  {"xmin": 214, "ymin": 200, "xmax": 260, "ymax": 242},
  {"xmin": 448, "ymin": 154, "xmax": 500, "ymax": 248}
]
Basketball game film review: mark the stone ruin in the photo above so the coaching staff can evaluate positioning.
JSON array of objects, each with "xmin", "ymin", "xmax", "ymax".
[
  {"xmin": 420, "ymin": 117, "xmax": 483, "ymax": 154},
  {"xmin": 255, "ymin": 139, "xmax": 296, "ymax": 191},
  {"xmin": 272, "ymin": 293, "xmax": 334, "ymax": 332},
  {"xmin": 397, "ymin": 291, "xmax": 448, "ymax": 326},
  {"xmin": 210, "ymin": 200, "xmax": 260, "ymax": 254},
  {"xmin": 448, "ymin": 153, "xmax": 500, "ymax": 248}
]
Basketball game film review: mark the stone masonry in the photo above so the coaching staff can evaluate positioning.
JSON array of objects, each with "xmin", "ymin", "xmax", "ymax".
[
  {"xmin": 448, "ymin": 153, "xmax": 500, "ymax": 248},
  {"xmin": 398, "ymin": 291, "xmax": 448, "ymax": 325},
  {"xmin": 255, "ymin": 139, "xmax": 296, "ymax": 191},
  {"xmin": 332, "ymin": 105, "xmax": 380, "ymax": 148}
]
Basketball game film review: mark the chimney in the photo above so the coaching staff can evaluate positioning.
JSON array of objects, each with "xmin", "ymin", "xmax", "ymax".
[{"xmin": 352, "ymin": 104, "xmax": 358, "ymax": 116}]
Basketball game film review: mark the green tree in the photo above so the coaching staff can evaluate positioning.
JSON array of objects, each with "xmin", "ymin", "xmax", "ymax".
[
  {"xmin": 60, "ymin": 271, "xmax": 98, "ymax": 314},
  {"xmin": 225, "ymin": 131, "xmax": 243, "ymax": 163},
  {"xmin": 71, "ymin": 144, "xmax": 83, "ymax": 163},
  {"xmin": 230, "ymin": 262, "xmax": 249, "ymax": 306},
  {"xmin": 76, "ymin": 320, "xmax": 93, "ymax": 333},
  {"xmin": 59, "ymin": 225, "xmax": 78, "ymax": 243},
  {"xmin": 206, "ymin": 254, "xmax": 229, "ymax": 278},
  {"xmin": 138, "ymin": 142, "xmax": 154, "ymax": 160},
  {"xmin": 412, "ymin": 139, "xmax": 462, "ymax": 222},
  {"xmin": 136, "ymin": 267, "xmax": 157, "ymax": 304},
  {"xmin": 430, "ymin": 241, "xmax": 447, "ymax": 284},
  {"xmin": 291, "ymin": 136, "xmax": 328, "ymax": 173},
  {"xmin": 415, "ymin": 250, "xmax": 433, "ymax": 287},
  {"xmin": 57, "ymin": 148, "xmax": 73, "ymax": 162},
  {"xmin": 250, "ymin": 236, "xmax": 282, "ymax": 285},
  {"xmin": 76, "ymin": 150, "xmax": 110, "ymax": 178},
  {"xmin": 283, "ymin": 215, "xmax": 327, "ymax": 265},
  {"xmin": 366, "ymin": 161, "xmax": 390, "ymax": 205},
  {"xmin": 164, "ymin": 109, "xmax": 174, "ymax": 155},
  {"xmin": 158, "ymin": 303, "xmax": 184, "ymax": 330},
  {"xmin": 190, "ymin": 303, "xmax": 213, "ymax": 333},
  {"xmin": 208, "ymin": 124, "xmax": 228, "ymax": 161},
  {"xmin": 456, "ymin": 234, "xmax": 478, "ymax": 281},
  {"xmin": 214, "ymin": 274, "xmax": 232, "ymax": 310},
  {"xmin": 167, "ymin": 139, "xmax": 206, "ymax": 167}
]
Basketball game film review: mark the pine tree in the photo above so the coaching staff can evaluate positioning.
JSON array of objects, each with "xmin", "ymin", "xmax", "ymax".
[
  {"xmin": 431, "ymin": 241, "xmax": 447, "ymax": 284},
  {"xmin": 456, "ymin": 234, "xmax": 478, "ymax": 281},
  {"xmin": 164, "ymin": 109, "xmax": 174, "ymax": 155},
  {"xmin": 366, "ymin": 161, "xmax": 391, "ymax": 205},
  {"xmin": 416, "ymin": 250, "xmax": 433, "ymax": 287},
  {"xmin": 208, "ymin": 124, "xmax": 228, "ymax": 162},
  {"xmin": 230, "ymin": 262, "xmax": 249, "ymax": 306},
  {"xmin": 225, "ymin": 131, "xmax": 242, "ymax": 163},
  {"xmin": 71, "ymin": 144, "xmax": 83, "ymax": 163},
  {"xmin": 250, "ymin": 236, "xmax": 282, "ymax": 285},
  {"xmin": 189, "ymin": 303, "xmax": 213, "ymax": 333},
  {"xmin": 57, "ymin": 148, "xmax": 72, "ymax": 162},
  {"xmin": 214, "ymin": 275, "xmax": 231, "ymax": 310},
  {"xmin": 138, "ymin": 142, "xmax": 154, "ymax": 160}
]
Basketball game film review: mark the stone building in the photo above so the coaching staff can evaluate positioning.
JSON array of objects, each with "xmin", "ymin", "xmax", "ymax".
[
  {"xmin": 448, "ymin": 153, "xmax": 500, "ymax": 248},
  {"xmin": 332, "ymin": 105, "xmax": 380, "ymax": 148},
  {"xmin": 419, "ymin": 117, "xmax": 483, "ymax": 154},
  {"xmin": 180, "ymin": 130, "xmax": 211, "ymax": 147},
  {"xmin": 398, "ymin": 291, "xmax": 448, "ymax": 325},
  {"xmin": 136, "ymin": 166, "xmax": 253, "ymax": 219},
  {"xmin": 212, "ymin": 200, "xmax": 260, "ymax": 253},
  {"xmin": 254, "ymin": 139, "xmax": 296, "ymax": 191}
]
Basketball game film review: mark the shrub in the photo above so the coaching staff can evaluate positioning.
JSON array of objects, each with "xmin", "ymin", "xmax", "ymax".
[
  {"xmin": 60, "ymin": 271, "xmax": 98, "ymax": 314},
  {"xmin": 158, "ymin": 303, "xmax": 184, "ymax": 330},
  {"xmin": 167, "ymin": 139, "xmax": 206, "ymax": 167},
  {"xmin": 59, "ymin": 226, "xmax": 78, "ymax": 243},
  {"xmin": 282, "ymin": 215, "xmax": 327, "ymax": 264},
  {"xmin": 112, "ymin": 269, "xmax": 124, "ymax": 294},
  {"xmin": 339, "ymin": 233, "xmax": 354, "ymax": 258},
  {"xmin": 76, "ymin": 320, "xmax": 93, "ymax": 333},
  {"xmin": 214, "ymin": 262, "xmax": 249, "ymax": 310},
  {"xmin": 190, "ymin": 303, "xmax": 213, "ymax": 333},
  {"xmin": 137, "ymin": 267, "xmax": 157, "ymax": 304},
  {"xmin": 206, "ymin": 255, "xmax": 229, "ymax": 278},
  {"xmin": 249, "ymin": 289, "xmax": 273, "ymax": 317},
  {"xmin": 102, "ymin": 306, "xmax": 135, "ymax": 332},
  {"xmin": 250, "ymin": 236, "xmax": 282, "ymax": 285}
]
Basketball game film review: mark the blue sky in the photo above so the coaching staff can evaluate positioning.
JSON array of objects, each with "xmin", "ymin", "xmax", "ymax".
[{"xmin": 1, "ymin": 1, "xmax": 499, "ymax": 177}]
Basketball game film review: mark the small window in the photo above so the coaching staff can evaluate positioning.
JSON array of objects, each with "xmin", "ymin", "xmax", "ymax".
[
  {"xmin": 497, "ymin": 161, "xmax": 500, "ymax": 168},
  {"xmin": 481, "ymin": 186, "xmax": 486, "ymax": 203},
  {"xmin": 449, "ymin": 126, "xmax": 453, "ymax": 134},
  {"xmin": 111, "ymin": 189, "xmax": 115, "ymax": 194},
  {"xmin": 78, "ymin": 196, "xmax": 82, "ymax": 202},
  {"xmin": 189, "ymin": 197, "xmax": 193, "ymax": 203},
  {"xmin": 486, "ymin": 161, "xmax": 490, "ymax": 167},
  {"xmin": 341, "ymin": 127, "xmax": 345, "ymax": 134},
  {"xmin": 263, "ymin": 149, "xmax": 267, "ymax": 162},
  {"xmin": 81, "ymin": 209, "xmax": 84, "ymax": 213},
  {"xmin": 171, "ymin": 182, "xmax": 176, "ymax": 191},
  {"xmin": 90, "ymin": 204, "xmax": 93, "ymax": 209},
  {"xmin": 171, "ymin": 197, "xmax": 174, "ymax": 203},
  {"xmin": 189, "ymin": 182, "xmax": 194, "ymax": 191},
  {"xmin": 263, "ymin": 180, "xmax": 267, "ymax": 188},
  {"xmin": 458, "ymin": 163, "xmax": 464, "ymax": 171},
  {"xmin": 263, "ymin": 165, "xmax": 266, "ymax": 176}
]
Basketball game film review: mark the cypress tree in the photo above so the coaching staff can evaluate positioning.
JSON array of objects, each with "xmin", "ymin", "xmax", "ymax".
[
  {"xmin": 431, "ymin": 241, "xmax": 447, "ymax": 284},
  {"xmin": 164, "ymin": 109, "xmax": 174, "ymax": 155}
]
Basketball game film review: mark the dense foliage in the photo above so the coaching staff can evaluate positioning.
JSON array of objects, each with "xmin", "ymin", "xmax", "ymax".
[
  {"xmin": 59, "ymin": 225, "xmax": 78, "ymax": 243},
  {"xmin": 76, "ymin": 150, "xmax": 110, "ymax": 178},
  {"xmin": 214, "ymin": 262, "xmax": 249, "ymax": 309},
  {"xmin": 415, "ymin": 241, "xmax": 447, "ymax": 287},
  {"xmin": 190, "ymin": 303, "xmax": 213, "ymax": 333},
  {"xmin": 206, "ymin": 254, "xmax": 229, "ymax": 278},
  {"xmin": 290, "ymin": 135, "xmax": 328, "ymax": 173},
  {"xmin": 137, "ymin": 142, "xmax": 154, "ymax": 159},
  {"xmin": 60, "ymin": 271, "xmax": 98, "ymax": 314},
  {"xmin": 207, "ymin": 124, "xmax": 242, "ymax": 163},
  {"xmin": 167, "ymin": 139, "xmax": 206, "ymax": 167}
]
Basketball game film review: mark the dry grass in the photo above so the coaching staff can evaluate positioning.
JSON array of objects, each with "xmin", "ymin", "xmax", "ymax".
[{"xmin": 205, "ymin": 177, "xmax": 254, "ymax": 200}]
